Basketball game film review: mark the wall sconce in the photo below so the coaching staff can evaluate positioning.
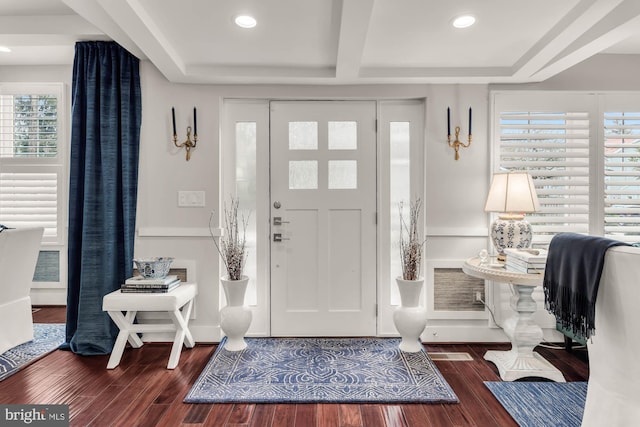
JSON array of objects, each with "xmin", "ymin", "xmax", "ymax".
[
  {"xmin": 172, "ymin": 107, "xmax": 198, "ymax": 161},
  {"xmin": 447, "ymin": 107, "xmax": 472, "ymax": 160}
]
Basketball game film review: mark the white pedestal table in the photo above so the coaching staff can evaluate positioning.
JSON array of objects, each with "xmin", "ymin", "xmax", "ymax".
[{"xmin": 462, "ymin": 258, "xmax": 565, "ymax": 382}]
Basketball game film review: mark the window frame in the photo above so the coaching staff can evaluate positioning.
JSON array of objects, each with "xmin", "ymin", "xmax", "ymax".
[
  {"xmin": 0, "ymin": 82, "xmax": 68, "ymax": 288},
  {"xmin": 491, "ymin": 91, "xmax": 640, "ymax": 246}
]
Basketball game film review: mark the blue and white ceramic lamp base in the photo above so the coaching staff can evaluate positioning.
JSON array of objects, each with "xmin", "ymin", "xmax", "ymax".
[{"xmin": 490, "ymin": 216, "xmax": 533, "ymax": 261}]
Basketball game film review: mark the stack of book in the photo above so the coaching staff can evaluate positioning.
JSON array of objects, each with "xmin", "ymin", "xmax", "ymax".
[
  {"xmin": 504, "ymin": 248, "xmax": 548, "ymax": 274},
  {"xmin": 121, "ymin": 274, "xmax": 181, "ymax": 293}
]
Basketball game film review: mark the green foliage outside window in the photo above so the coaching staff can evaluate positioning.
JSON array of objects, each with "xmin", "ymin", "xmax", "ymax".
[{"xmin": 11, "ymin": 94, "xmax": 58, "ymax": 157}]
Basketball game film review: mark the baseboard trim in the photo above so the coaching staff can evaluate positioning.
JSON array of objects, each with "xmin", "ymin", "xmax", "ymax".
[{"xmin": 30, "ymin": 288, "xmax": 66, "ymax": 305}]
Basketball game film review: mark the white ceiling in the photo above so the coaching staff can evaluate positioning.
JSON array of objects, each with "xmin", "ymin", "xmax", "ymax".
[{"xmin": 2, "ymin": 0, "xmax": 640, "ymax": 84}]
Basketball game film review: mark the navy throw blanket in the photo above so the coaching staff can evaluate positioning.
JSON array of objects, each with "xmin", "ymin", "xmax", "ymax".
[{"xmin": 544, "ymin": 233, "xmax": 628, "ymax": 340}]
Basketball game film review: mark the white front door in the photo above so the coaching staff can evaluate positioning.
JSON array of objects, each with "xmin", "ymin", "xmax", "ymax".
[{"xmin": 270, "ymin": 101, "xmax": 377, "ymax": 336}]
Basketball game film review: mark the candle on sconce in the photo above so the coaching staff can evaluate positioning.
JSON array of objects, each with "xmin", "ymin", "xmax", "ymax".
[
  {"xmin": 446, "ymin": 105, "xmax": 472, "ymax": 160},
  {"xmin": 171, "ymin": 106, "xmax": 198, "ymax": 160},
  {"xmin": 171, "ymin": 107, "xmax": 176, "ymax": 136},
  {"xmin": 193, "ymin": 107, "xmax": 197, "ymax": 135}
]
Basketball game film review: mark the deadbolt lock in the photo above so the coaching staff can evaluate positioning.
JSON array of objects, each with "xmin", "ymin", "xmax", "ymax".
[{"xmin": 273, "ymin": 233, "xmax": 290, "ymax": 242}]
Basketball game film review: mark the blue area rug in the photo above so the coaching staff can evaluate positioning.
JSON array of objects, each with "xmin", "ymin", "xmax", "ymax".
[
  {"xmin": 0, "ymin": 323, "xmax": 65, "ymax": 382},
  {"xmin": 485, "ymin": 381, "xmax": 588, "ymax": 427},
  {"xmin": 185, "ymin": 337, "xmax": 459, "ymax": 403}
]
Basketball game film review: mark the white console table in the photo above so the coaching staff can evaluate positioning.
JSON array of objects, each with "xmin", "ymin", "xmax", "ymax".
[{"xmin": 462, "ymin": 258, "xmax": 565, "ymax": 382}]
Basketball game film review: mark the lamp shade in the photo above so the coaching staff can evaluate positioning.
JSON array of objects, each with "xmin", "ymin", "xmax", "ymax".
[{"xmin": 484, "ymin": 172, "xmax": 540, "ymax": 214}]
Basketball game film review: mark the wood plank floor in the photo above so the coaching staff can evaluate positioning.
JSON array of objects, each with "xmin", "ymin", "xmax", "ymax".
[{"xmin": 0, "ymin": 306, "xmax": 589, "ymax": 426}]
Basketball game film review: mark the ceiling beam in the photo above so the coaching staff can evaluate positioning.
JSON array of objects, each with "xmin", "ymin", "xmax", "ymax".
[
  {"xmin": 93, "ymin": 0, "xmax": 187, "ymax": 79},
  {"xmin": 360, "ymin": 66, "xmax": 513, "ymax": 80},
  {"xmin": 511, "ymin": 0, "xmax": 623, "ymax": 80},
  {"xmin": 531, "ymin": 0, "xmax": 640, "ymax": 81},
  {"xmin": 184, "ymin": 65, "xmax": 336, "ymax": 84},
  {"xmin": 62, "ymin": 0, "xmax": 144, "ymax": 58},
  {"xmin": 0, "ymin": 15, "xmax": 101, "ymax": 36},
  {"xmin": 335, "ymin": 0, "xmax": 375, "ymax": 80}
]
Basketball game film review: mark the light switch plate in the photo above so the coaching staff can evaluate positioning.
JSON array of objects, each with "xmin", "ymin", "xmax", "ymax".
[{"xmin": 178, "ymin": 190, "xmax": 205, "ymax": 207}]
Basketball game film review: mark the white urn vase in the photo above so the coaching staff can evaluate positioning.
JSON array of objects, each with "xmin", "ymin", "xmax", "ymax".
[
  {"xmin": 393, "ymin": 276, "xmax": 427, "ymax": 352},
  {"xmin": 220, "ymin": 275, "xmax": 252, "ymax": 351}
]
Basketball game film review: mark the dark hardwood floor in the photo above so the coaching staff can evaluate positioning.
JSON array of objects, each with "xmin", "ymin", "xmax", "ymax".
[{"xmin": 0, "ymin": 306, "xmax": 589, "ymax": 426}]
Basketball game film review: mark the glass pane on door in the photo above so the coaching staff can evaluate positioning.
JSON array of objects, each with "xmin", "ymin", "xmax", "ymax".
[
  {"xmin": 289, "ymin": 122, "xmax": 318, "ymax": 150},
  {"xmin": 328, "ymin": 160, "xmax": 358, "ymax": 189},
  {"xmin": 289, "ymin": 160, "xmax": 318, "ymax": 189},
  {"xmin": 328, "ymin": 121, "xmax": 357, "ymax": 150}
]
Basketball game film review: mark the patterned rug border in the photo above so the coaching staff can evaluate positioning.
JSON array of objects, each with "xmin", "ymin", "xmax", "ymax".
[
  {"xmin": 485, "ymin": 381, "xmax": 587, "ymax": 427},
  {"xmin": 0, "ymin": 323, "xmax": 65, "ymax": 382},
  {"xmin": 185, "ymin": 337, "xmax": 459, "ymax": 404}
]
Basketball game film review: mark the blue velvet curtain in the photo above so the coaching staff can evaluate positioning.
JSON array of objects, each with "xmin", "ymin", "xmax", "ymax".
[{"xmin": 64, "ymin": 41, "xmax": 142, "ymax": 355}]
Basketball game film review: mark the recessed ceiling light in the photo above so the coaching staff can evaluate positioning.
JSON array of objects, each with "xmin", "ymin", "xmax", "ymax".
[
  {"xmin": 452, "ymin": 15, "xmax": 476, "ymax": 29},
  {"xmin": 235, "ymin": 15, "xmax": 257, "ymax": 29},
  {"xmin": 0, "ymin": 46, "xmax": 11, "ymax": 53}
]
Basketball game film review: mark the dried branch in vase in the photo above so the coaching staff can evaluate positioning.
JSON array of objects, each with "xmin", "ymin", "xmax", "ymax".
[
  {"xmin": 399, "ymin": 198, "xmax": 425, "ymax": 281},
  {"xmin": 209, "ymin": 197, "xmax": 250, "ymax": 281}
]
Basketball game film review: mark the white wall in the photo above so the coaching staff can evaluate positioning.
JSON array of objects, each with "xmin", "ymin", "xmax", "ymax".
[
  {"xmin": 0, "ymin": 65, "xmax": 73, "ymax": 85},
  {"xmin": 135, "ymin": 62, "xmax": 491, "ymax": 342},
  {"xmin": 135, "ymin": 63, "xmax": 223, "ymax": 341},
  {"xmin": 5, "ymin": 52, "xmax": 634, "ymax": 342},
  {"xmin": 136, "ymin": 54, "xmax": 640, "ymax": 342}
]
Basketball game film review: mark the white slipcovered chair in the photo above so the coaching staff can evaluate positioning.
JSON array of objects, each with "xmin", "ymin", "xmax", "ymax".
[
  {"xmin": 581, "ymin": 245, "xmax": 640, "ymax": 427},
  {"xmin": 0, "ymin": 227, "xmax": 44, "ymax": 354}
]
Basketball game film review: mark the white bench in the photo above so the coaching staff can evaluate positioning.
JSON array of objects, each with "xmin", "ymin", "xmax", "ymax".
[{"xmin": 102, "ymin": 282, "xmax": 197, "ymax": 369}]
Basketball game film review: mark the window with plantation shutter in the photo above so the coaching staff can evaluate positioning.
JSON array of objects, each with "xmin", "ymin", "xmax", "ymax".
[
  {"xmin": 493, "ymin": 92, "xmax": 640, "ymax": 247},
  {"xmin": 0, "ymin": 84, "xmax": 65, "ymax": 246},
  {"xmin": 496, "ymin": 109, "xmax": 591, "ymax": 247},
  {"xmin": 603, "ymin": 111, "xmax": 640, "ymax": 243}
]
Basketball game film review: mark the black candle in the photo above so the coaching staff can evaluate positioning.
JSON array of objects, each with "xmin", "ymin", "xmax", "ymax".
[
  {"xmin": 171, "ymin": 107, "xmax": 176, "ymax": 136},
  {"xmin": 193, "ymin": 107, "xmax": 197, "ymax": 135},
  {"xmin": 447, "ymin": 107, "xmax": 451, "ymax": 136},
  {"xmin": 469, "ymin": 107, "xmax": 472, "ymax": 135}
]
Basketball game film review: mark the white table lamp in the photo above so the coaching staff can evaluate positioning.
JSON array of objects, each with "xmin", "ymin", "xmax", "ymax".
[{"xmin": 485, "ymin": 172, "xmax": 540, "ymax": 261}]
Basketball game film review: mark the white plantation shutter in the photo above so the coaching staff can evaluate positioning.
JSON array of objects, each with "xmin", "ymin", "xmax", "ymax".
[
  {"xmin": 603, "ymin": 111, "xmax": 640, "ymax": 242},
  {"xmin": 494, "ymin": 92, "xmax": 640, "ymax": 247},
  {"xmin": 497, "ymin": 110, "xmax": 591, "ymax": 246},
  {"xmin": 0, "ymin": 170, "xmax": 58, "ymax": 237}
]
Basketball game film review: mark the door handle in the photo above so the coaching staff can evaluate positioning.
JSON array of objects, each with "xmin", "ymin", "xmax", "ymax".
[
  {"xmin": 273, "ymin": 217, "xmax": 290, "ymax": 226},
  {"xmin": 273, "ymin": 233, "xmax": 290, "ymax": 242}
]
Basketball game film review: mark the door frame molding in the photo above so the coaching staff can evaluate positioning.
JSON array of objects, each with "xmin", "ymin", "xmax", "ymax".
[{"xmin": 221, "ymin": 98, "xmax": 426, "ymax": 338}]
